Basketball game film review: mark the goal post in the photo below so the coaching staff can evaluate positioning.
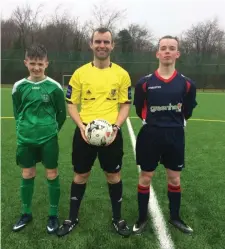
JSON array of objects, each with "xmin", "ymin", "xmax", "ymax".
[{"xmin": 62, "ymin": 74, "xmax": 73, "ymax": 89}]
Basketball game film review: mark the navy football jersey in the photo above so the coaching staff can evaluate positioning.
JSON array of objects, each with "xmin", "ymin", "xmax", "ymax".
[{"xmin": 133, "ymin": 70, "xmax": 197, "ymax": 127}]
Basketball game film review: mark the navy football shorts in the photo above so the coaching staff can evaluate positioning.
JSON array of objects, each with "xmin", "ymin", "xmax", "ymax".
[{"xmin": 136, "ymin": 125, "xmax": 185, "ymax": 172}]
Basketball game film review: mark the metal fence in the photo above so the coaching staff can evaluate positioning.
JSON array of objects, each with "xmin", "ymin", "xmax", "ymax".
[{"xmin": 1, "ymin": 50, "xmax": 225, "ymax": 89}]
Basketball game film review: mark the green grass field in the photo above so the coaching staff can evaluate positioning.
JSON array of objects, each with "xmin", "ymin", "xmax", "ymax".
[{"xmin": 1, "ymin": 88, "xmax": 225, "ymax": 249}]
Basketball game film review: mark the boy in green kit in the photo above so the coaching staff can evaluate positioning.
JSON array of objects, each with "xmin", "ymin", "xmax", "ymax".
[{"xmin": 12, "ymin": 44, "xmax": 66, "ymax": 234}]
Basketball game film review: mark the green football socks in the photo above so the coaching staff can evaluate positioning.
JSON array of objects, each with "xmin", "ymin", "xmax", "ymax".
[
  {"xmin": 20, "ymin": 177, "xmax": 35, "ymax": 214},
  {"xmin": 47, "ymin": 175, "xmax": 60, "ymax": 216}
]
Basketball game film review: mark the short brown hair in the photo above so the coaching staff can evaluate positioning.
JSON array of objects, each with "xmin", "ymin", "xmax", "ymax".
[
  {"xmin": 25, "ymin": 44, "xmax": 48, "ymax": 60},
  {"xmin": 90, "ymin": 27, "xmax": 113, "ymax": 43},
  {"xmin": 158, "ymin": 35, "xmax": 179, "ymax": 49}
]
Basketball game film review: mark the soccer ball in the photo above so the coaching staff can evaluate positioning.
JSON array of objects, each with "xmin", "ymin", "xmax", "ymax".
[{"xmin": 85, "ymin": 119, "xmax": 114, "ymax": 146}]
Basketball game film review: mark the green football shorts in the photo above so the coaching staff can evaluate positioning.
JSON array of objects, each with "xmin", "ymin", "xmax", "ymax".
[{"xmin": 16, "ymin": 136, "xmax": 59, "ymax": 169}]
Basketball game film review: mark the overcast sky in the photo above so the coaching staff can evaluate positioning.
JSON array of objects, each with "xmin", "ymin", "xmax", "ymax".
[{"xmin": 1, "ymin": 0, "xmax": 225, "ymax": 38}]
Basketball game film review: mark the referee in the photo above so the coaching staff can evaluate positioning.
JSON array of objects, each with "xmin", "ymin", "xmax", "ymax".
[{"xmin": 57, "ymin": 27, "xmax": 132, "ymax": 237}]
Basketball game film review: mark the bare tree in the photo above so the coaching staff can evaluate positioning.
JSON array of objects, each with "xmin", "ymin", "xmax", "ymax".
[
  {"xmin": 37, "ymin": 6, "xmax": 89, "ymax": 52},
  {"xmin": 128, "ymin": 24, "xmax": 154, "ymax": 52},
  {"xmin": 1, "ymin": 19, "xmax": 19, "ymax": 49},
  {"xmin": 11, "ymin": 4, "xmax": 43, "ymax": 48},
  {"xmin": 180, "ymin": 18, "xmax": 225, "ymax": 58},
  {"xmin": 86, "ymin": 1, "xmax": 126, "ymax": 36}
]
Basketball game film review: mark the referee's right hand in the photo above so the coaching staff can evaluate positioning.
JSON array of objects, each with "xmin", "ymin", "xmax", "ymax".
[{"xmin": 79, "ymin": 124, "xmax": 89, "ymax": 144}]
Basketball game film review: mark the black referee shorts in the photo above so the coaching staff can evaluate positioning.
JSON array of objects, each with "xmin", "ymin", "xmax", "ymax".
[
  {"xmin": 72, "ymin": 127, "xmax": 124, "ymax": 174},
  {"xmin": 136, "ymin": 125, "xmax": 185, "ymax": 172}
]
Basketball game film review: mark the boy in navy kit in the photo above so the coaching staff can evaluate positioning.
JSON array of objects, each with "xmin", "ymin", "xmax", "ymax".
[{"xmin": 133, "ymin": 35, "xmax": 197, "ymax": 234}]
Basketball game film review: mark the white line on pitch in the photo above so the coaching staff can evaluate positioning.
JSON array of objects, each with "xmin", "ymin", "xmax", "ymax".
[{"xmin": 126, "ymin": 118, "xmax": 175, "ymax": 249}]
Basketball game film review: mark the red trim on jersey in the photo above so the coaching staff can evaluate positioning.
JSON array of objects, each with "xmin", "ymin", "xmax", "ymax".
[
  {"xmin": 141, "ymin": 82, "xmax": 147, "ymax": 120},
  {"xmin": 168, "ymin": 184, "xmax": 181, "ymax": 193},
  {"xmin": 142, "ymin": 82, "xmax": 147, "ymax": 92},
  {"xmin": 186, "ymin": 81, "xmax": 191, "ymax": 93},
  {"xmin": 155, "ymin": 70, "xmax": 177, "ymax": 83},
  {"xmin": 142, "ymin": 100, "xmax": 147, "ymax": 120}
]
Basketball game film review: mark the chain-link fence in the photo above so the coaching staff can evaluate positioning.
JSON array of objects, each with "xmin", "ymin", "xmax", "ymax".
[{"xmin": 2, "ymin": 50, "xmax": 225, "ymax": 89}]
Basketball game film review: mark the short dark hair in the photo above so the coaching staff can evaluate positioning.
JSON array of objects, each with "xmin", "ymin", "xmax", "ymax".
[
  {"xmin": 25, "ymin": 44, "xmax": 48, "ymax": 60},
  {"xmin": 90, "ymin": 27, "xmax": 113, "ymax": 43},
  {"xmin": 158, "ymin": 35, "xmax": 179, "ymax": 49}
]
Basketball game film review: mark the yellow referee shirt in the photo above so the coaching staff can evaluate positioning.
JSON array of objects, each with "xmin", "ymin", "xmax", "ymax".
[{"xmin": 66, "ymin": 62, "xmax": 132, "ymax": 124}]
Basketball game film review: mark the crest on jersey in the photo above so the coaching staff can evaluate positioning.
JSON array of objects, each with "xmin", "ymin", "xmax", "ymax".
[
  {"xmin": 86, "ymin": 90, "xmax": 92, "ymax": 95},
  {"xmin": 42, "ymin": 94, "xmax": 50, "ymax": 102},
  {"xmin": 110, "ymin": 89, "xmax": 116, "ymax": 97}
]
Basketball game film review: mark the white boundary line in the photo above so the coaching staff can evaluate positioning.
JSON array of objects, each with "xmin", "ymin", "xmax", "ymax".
[
  {"xmin": 126, "ymin": 118, "xmax": 175, "ymax": 249},
  {"xmin": 2, "ymin": 116, "xmax": 225, "ymax": 123}
]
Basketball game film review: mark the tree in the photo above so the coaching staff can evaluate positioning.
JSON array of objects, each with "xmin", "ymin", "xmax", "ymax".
[
  {"xmin": 180, "ymin": 18, "xmax": 225, "ymax": 58},
  {"xmin": 38, "ymin": 6, "xmax": 88, "ymax": 52},
  {"xmin": 127, "ymin": 24, "xmax": 154, "ymax": 52},
  {"xmin": 86, "ymin": 1, "xmax": 126, "ymax": 36},
  {"xmin": 1, "ymin": 19, "xmax": 19, "ymax": 49},
  {"xmin": 116, "ymin": 29, "xmax": 133, "ymax": 52},
  {"xmin": 11, "ymin": 4, "xmax": 43, "ymax": 49}
]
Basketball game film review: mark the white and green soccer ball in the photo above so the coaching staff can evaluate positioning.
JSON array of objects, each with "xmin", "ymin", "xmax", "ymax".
[{"xmin": 85, "ymin": 119, "xmax": 114, "ymax": 146}]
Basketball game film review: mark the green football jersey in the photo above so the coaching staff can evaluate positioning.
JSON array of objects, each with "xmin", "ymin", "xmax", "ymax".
[{"xmin": 12, "ymin": 77, "xmax": 66, "ymax": 145}]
